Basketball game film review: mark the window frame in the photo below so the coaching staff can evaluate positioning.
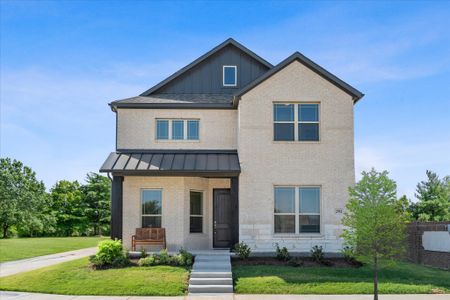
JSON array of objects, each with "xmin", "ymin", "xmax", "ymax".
[
  {"xmin": 223, "ymin": 65, "xmax": 237, "ymax": 87},
  {"xmin": 273, "ymin": 102, "xmax": 320, "ymax": 142},
  {"xmin": 155, "ymin": 119, "xmax": 200, "ymax": 141},
  {"xmin": 273, "ymin": 185, "xmax": 321, "ymax": 235},
  {"xmin": 141, "ymin": 188, "xmax": 162, "ymax": 228},
  {"xmin": 189, "ymin": 190, "xmax": 203, "ymax": 234}
]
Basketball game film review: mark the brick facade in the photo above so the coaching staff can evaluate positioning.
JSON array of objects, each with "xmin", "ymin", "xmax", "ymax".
[{"xmin": 406, "ymin": 221, "xmax": 450, "ymax": 269}]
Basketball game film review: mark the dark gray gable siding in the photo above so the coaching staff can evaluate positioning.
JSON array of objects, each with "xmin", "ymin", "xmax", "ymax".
[{"xmin": 149, "ymin": 44, "xmax": 270, "ymax": 95}]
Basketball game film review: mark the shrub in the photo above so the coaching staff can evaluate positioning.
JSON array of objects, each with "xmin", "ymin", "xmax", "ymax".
[
  {"xmin": 90, "ymin": 239, "xmax": 129, "ymax": 268},
  {"xmin": 275, "ymin": 243, "xmax": 291, "ymax": 261},
  {"xmin": 137, "ymin": 248, "xmax": 194, "ymax": 267},
  {"xmin": 341, "ymin": 246, "xmax": 355, "ymax": 262},
  {"xmin": 140, "ymin": 247, "xmax": 148, "ymax": 258},
  {"xmin": 310, "ymin": 245, "xmax": 324, "ymax": 263},
  {"xmin": 138, "ymin": 255, "xmax": 157, "ymax": 266},
  {"xmin": 234, "ymin": 241, "xmax": 251, "ymax": 260}
]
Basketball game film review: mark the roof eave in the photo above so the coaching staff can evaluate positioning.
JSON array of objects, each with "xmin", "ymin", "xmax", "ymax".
[{"xmin": 110, "ymin": 102, "xmax": 235, "ymax": 110}]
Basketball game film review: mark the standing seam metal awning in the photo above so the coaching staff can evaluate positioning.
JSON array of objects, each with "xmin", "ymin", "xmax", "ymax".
[{"xmin": 100, "ymin": 150, "xmax": 240, "ymax": 177}]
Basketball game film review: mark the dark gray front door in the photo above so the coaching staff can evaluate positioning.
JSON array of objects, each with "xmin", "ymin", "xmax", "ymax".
[{"xmin": 213, "ymin": 189, "xmax": 232, "ymax": 248}]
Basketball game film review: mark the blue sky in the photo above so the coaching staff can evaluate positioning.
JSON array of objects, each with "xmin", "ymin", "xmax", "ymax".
[{"xmin": 1, "ymin": 1, "xmax": 449, "ymax": 199}]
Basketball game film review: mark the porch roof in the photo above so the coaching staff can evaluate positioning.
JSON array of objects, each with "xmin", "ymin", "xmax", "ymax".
[{"xmin": 99, "ymin": 150, "xmax": 240, "ymax": 177}]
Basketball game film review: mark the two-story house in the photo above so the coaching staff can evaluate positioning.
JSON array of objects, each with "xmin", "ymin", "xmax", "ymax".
[{"xmin": 100, "ymin": 38, "xmax": 364, "ymax": 253}]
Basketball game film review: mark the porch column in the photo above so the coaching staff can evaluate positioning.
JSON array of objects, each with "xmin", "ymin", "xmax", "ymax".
[
  {"xmin": 230, "ymin": 176, "xmax": 239, "ymax": 246},
  {"xmin": 111, "ymin": 175, "xmax": 123, "ymax": 241}
]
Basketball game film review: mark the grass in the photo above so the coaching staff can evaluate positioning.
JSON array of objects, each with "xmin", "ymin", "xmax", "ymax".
[
  {"xmin": 0, "ymin": 257, "xmax": 189, "ymax": 296},
  {"xmin": 233, "ymin": 260, "xmax": 450, "ymax": 294},
  {"xmin": 0, "ymin": 236, "xmax": 107, "ymax": 262}
]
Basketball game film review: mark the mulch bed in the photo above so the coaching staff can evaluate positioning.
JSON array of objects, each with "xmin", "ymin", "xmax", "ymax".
[{"xmin": 231, "ymin": 256, "xmax": 363, "ymax": 268}]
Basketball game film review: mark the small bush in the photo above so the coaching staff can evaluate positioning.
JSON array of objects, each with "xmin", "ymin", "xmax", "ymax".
[
  {"xmin": 140, "ymin": 247, "xmax": 148, "ymax": 258},
  {"xmin": 137, "ymin": 248, "xmax": 194, "ymax": 267},
  {"xmin": 341, "ymin": 246, "xmax": 355, "ymax": 262},
  {"xmin": 138, "ymin": 255, "xmax": 157, "ymax": 266},
  {"xmin": 234, "ymin": 241, "xmax": 251, "ymax": 260},
  {"xmin": 90, "ymin": 239, "xmax": 129, "ymax": 268},
  {"xmin": 310, "ymin": 245, "xmax": 324, "ymax": 263},
  {"xmin": 275, "ymin": 243, "xmax": 291, "ymax": 261}
]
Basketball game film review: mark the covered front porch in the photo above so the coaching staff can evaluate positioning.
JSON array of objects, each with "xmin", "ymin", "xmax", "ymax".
[{"xmin": 100, "ymin": 150, "xmax": 240, "ymax": 251}]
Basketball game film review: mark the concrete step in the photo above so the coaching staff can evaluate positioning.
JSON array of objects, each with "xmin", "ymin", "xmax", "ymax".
[
  {"xmin": 193, "ymin": 262, "xmax": 230, "ymax": 269},
  {"xmin": 190, "ymin": 271, "xmax": 232, "ymax": 278},
  {"xmin": 189, "ymin": 277, "xmax": 233, "ymax": 286},
  {"xmin": 195, "ymin": 255, "xmax": 230, "ymax": 262},
  {"xmin": 188, "ymin": 284, "xmax": 233, "ymax": 294}
]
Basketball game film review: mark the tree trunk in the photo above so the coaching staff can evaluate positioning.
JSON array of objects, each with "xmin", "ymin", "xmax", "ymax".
[
  {"xmin": 374, "ymin": 255, "xmax": 378, "ymax": 300},
  {"xmin": 3, "ymin": 224, "xmax": 8, "ymax": 238}
]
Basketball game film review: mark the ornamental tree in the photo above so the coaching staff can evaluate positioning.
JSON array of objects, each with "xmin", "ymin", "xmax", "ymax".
[{"xmin": 342, "ymin": 168, "xmax": 406, "ymax": 300}]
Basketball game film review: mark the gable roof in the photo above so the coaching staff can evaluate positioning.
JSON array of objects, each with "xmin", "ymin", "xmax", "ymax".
[
  {"xmin": 234, "ymin": 52, "xmax": 364, "ymax": 103},
  {"xmin": 139, "ymin": 38, "xmax": 273, "ymax": 96}
]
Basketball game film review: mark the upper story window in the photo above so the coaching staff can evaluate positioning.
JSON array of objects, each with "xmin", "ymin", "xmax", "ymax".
[
  {"xmin": 273, "ymin": 103, "xmax": 319, "ymax": 141},
  {"xmin": 156, "ymin": 119, "xmax": 199, "ymax": 141},
  {"xmin": 223, "ymin": 65, "xmax": 237, "ymax": 86}
]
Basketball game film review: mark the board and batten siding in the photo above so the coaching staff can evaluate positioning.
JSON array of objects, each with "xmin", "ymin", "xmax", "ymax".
[{"xmin": 155, "ymin": 45, "xmax": 269, "ymax": 94}]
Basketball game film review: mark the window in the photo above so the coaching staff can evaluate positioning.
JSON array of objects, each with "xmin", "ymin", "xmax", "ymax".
[
  {"xmin": 156, "ymin": 120, "xmax": 169, "ymax": 140},
  {"xmin": 273, "ymin": 103, "xmax": 319, "ymax": 141},
  {"xmin": 223, "ymin": 66, "xmax": 237, "ymax": 86},
  {"xmin": 187, "ymin": 120, "xmax": 199, "ymax": 140},
  {"xmin": 274, "ymin": 186, "xmax": 320, "ymax": 234},
  {"xmin": 155, "ymin": 119, "xmax": 199, "ymax": 140},
  {"xmin": 172, "ymin": 120, "xmax": 184, "ymax": 140},
  {"xmin": 142, "ymin": 189, "xmax": 162, "ymax": 228},
  {"xmin": 190, "ymin": 191, "xmax": 203, "ymax": 233}
]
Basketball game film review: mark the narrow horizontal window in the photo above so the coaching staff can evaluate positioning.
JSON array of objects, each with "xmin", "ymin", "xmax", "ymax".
[
  {"xmin": 223, "ymin": 66, "xmax": 237, "ymax": 86},
  {"xmin": 156, "ymin": 119, "xmax": 199, "ymax": 141}
]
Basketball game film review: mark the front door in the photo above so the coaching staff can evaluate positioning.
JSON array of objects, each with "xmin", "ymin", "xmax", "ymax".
[{"xmin": 213, "ymin": 189, "xmax": 232, "ymax": 248}]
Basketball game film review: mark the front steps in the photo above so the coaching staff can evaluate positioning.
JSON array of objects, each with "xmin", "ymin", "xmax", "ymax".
[{"xmin": 188, "ymin": 254, "xmax": 233, "ymax": 295}]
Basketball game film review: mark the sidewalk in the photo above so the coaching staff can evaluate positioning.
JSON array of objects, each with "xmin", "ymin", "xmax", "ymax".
[
  {"xmin": 1, "ymin": 292, "xmax": 450, "ymax": 300},
  {"xmin": 0, "ymin": 247, "xmax": 97, "ymax": 277}
]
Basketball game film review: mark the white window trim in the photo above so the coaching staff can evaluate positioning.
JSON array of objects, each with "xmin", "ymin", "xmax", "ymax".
[
  {"xmin": 274, "ymin": 185, "xmax": 321, "ymax": 235},
  {"xmin": 189, "ymin": 190, "xmax": 204, "ymax": 234},
  {"xmin": 223, "ymin": 65, "xmax": 237, "ymax": 87},
  {"xmin": 155, "ymin": 119, "xmax": 200, "ymax": 141},
  {"xmin": 273, "ymin": 103, "xmax": 320, "ymax": 142},
  {"xmin": 141, "ymin": 189, "xmax": 162, "ymax": 227}
]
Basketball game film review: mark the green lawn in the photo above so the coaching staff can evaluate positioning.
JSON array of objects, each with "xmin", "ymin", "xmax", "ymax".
[
  {"xmin": 0, "ymin": 257, "xmax": 189, "ymax": 296},
  {"xmin": 0, "ymin": 236, "xmax": 107, "ymax": 262},
  {"xmin": 233, "ymin": 261, "xmax": 450, "ymax": 294}
]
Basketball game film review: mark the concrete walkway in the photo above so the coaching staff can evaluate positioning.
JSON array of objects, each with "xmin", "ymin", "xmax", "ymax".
[
  {"xmin": 0, "ymin": 247, "xmax": 97, "ymax": 277},
  {"xmin": 1, "ymin": 291, "xmax": 450, "ymax": 300}
]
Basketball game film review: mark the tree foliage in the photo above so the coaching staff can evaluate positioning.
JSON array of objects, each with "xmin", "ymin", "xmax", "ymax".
[
  {"xmin": 0, "ymin": 158, "xmax": 53, "ymax": 238},
  {"xmin": 411, "ymin": 170, "xmax": 450, "ymax": 221},
  {"xmin": 81, "ymin": 173, "xmax": 111, "ymax": 236},
  {"xmin": 342, "ymin": 168, "xmax": 406, "ymax": 300}
]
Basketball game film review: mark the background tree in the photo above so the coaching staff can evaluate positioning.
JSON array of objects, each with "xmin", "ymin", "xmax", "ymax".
[
  {"xmin": 0, "ymin": 158, "xmax": 52, "ymax": 238},
  {"xmin": 50, "ymin": 180, "xmax": 87, "ymax": 236},
  {"xmin": 411, "ymin": 170, "xmax": 450, "ymax": 221},
  {"xmin": 81, "ymin": 173, "xmax": 111, "ymax": 236},
  {"xmin": 342, "ymin": 168, "xmax": 406, "ymax": 300}
]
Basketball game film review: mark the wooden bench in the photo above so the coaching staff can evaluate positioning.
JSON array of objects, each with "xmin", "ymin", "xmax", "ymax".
[{"xmin": 132, "ymin": 228, "xmax": 166, "ymax": 251}]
